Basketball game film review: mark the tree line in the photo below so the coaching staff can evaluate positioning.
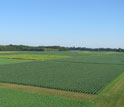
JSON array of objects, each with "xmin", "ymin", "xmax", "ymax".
[
  {"xmin": 0, "ymin": 44, "xmax": 124, "ymax": 52},
  {"xmin": 0, "ymin": 45, "xmax": 69, "ymax": 51},
  {"xmin": 70, "ymin": 47, "xmax": 124, "ymax": 52}
]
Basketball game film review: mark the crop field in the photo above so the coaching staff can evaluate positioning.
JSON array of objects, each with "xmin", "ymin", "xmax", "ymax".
[
  {"xmin": 0, "ymin": 51, "xmax": 124, "ymax": 95},
  {"xmin": 0, "ymin": 51, "xmax": 124, "ymax": 107}
]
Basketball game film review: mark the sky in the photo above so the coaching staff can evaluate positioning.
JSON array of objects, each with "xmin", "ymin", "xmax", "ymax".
[{"xmin": 0, "ymin": 0, "xmax": 124, "ymax": 48}]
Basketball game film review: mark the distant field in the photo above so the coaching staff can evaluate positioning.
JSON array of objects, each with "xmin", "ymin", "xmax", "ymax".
[
  {"xmin": 0, "ymin": 87, "xmax": 90, "ymax": 107},
  {"xmin": 77, "ymin": 51, "xmax": 121, "ymax": 55},
  {"xmin": 0, "ymin": 51, "xmax": 123, "ymax": 94},
  {"xmin": 0, "ymin": 54, "xmax": 71, "ymax": 60},
  {"xmin": 0, "ymin": 59, "xmax": 31, "ymax": 65},
  {"xmin": 58, "ymin": 51, "xmax": 124, "ymax": 64},
  {"xmin": 0, "ymin": 51, "xmax": 16, "ymax": 53}
]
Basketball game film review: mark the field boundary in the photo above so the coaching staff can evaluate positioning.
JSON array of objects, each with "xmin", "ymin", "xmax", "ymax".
[
  {"xmin": 98, "ymin": 72, "xmax": 124, "ymax": 95},
  {"xmin": 53, "ymin": 60, "xmax": 124, "ymax": 66},
  {"xmin": 0, "ymin": 51, "xmax": 17, "ymax": 53},
  {"xmin": 0, "ymin": 58, "xmax": 32, "ymax": 65},
  {"xmin": 0, "ymin": 82, "xmax": 95, "ymax": 101},
  {"xmin": 94, "ymin": 72, "xmax": 124, "ymax": 107}
]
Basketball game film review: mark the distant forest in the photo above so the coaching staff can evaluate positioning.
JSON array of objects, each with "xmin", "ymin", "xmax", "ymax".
[
  {"xmin": 0, "ymin": 44, "xmax": 124, "ymax": 52},
  {"xmin": 0, "ymin": 45, "xmax": 69, "ymax": 51}
]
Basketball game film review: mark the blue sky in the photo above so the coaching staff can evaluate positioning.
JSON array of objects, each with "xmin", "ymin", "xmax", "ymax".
[{"xmin": 0, "ymin": 0, "xmax": 124, "ymax": 48}]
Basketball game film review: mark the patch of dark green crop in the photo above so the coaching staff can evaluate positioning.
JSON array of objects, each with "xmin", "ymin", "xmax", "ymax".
[{"xmin": 0, "ymin": 59, "xmax": 123, "ymax": 94}]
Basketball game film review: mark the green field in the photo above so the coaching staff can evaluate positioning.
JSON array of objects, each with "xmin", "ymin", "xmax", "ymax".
[
  {"xmin": 94, "ymin": 72, "xmax": 124, "ymax": 107},
  {"xmin": 0, "ymin": 59, "xmax": 31, "ymax": 65},
  {"xmin": 0, "ymin": 51, "xmax": 124, "ymax": 107},
  {"xmin": 0, "ymin": 51, "xmax": 123, "ymax": 94},
  {"xmin": 0, "ymin": 54, "xmax": 71, "ymax": 60},
  {"xmin": 0, "ymin": 51, "xmax": 17, "ymax": 53},
  {"xmin": 0, "ymin": 87, "xmax": 90, "ymax": 107}
]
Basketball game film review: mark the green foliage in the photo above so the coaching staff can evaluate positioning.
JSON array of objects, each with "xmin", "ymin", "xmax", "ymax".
[
  {"xmin": 0, "ymin": 87, "xmax": 90, "ymax": 107},
  {"xmin": 70, "ymin": 47, "xmax": 124, "ymax": 52},
  {"xmin": 0, "ymin": 45, "xmax": 70, "ymax": 51}
]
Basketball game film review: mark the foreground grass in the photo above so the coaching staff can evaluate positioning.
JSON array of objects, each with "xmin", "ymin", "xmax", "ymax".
[
  {"xmin": 0, "ymin": 87, "xmax": 91, "ymax": 107},
  {"xmin": 1, "ymin": 71, "xmax": 124, "ymax": 107},
  {"xmin": 0, "ymin": 82, "xmax": 95, "ymax": 101},
  {"xmin": 1, "ymin": 72, "xmax": 124, "ymax": 107}
]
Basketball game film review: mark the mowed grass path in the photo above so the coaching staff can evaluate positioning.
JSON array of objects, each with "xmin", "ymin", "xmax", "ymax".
[
  {"xmin": 94, "ymin": 72, "xmax": 124, "ymax": 107},
  {"xmin": 0, "ymin": 87, "xmax": 91, "ymax": 107},
  {"xmin": 0, "ymin": 82, "xmax": 95, "ymax": 102}
]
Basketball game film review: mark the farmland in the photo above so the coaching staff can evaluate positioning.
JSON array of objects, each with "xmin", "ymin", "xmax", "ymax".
[
  {"xmin": 0, "ymin": 51, "xmax": 124, "ymax": 107},
  {"xmin": 0, "ymin": 51, "xmax": 17, "ymax": 53},
  {"xmin": 0, "ymin": 54, "xmax": 71, "ymax": 60},
  {"xmin": 0, "ymin": 87, "xmax": 90, "ymax": 107},
  {"xmin": 0, "ymin": 60, "xmax": 123, "ymax": 94},
  {"xmin": 0, "ymin": 59, "xmax": 30, "ymax": 65}
]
